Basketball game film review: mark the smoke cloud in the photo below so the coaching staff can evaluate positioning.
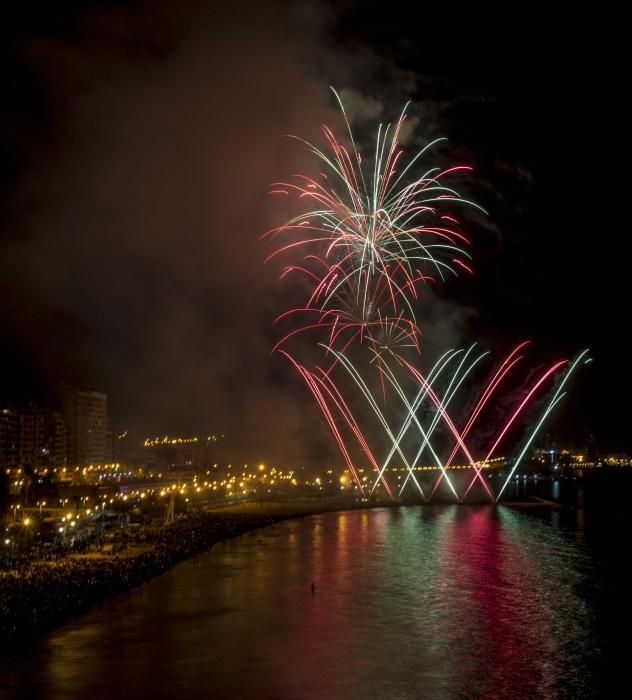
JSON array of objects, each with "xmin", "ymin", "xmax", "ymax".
[{"xmin": 0, "ymin": 0, "xmax": 555, "ymax": 463}]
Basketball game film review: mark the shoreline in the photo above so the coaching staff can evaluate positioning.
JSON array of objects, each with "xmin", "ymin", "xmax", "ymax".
[
  {"xmin": 0, "ymin": 496, "xmax": 561, "ymax": 642},
  {"xmin": 0, "ymin": 511, "xmax": 286, "ymax": 642}
]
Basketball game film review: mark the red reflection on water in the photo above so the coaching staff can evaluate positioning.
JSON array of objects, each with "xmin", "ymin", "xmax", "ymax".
[{"xmin": 442, "ymin": 507, "xmax": 559, "ymax": 698}]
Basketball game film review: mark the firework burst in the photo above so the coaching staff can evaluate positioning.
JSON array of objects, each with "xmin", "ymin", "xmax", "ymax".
[
  {"xmin": 265, "ymin": 89, "xmax": 588, "ymax": 502},
  {"xmin": 264, "ymin": 88, "xmax": 483, "ymax": 355}
]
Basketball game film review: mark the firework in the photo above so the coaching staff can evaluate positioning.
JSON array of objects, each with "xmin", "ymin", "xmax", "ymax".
[
  {"xmin": 265, "ymin": 89, "xmax": 588, "ymax": 502},
  {"xmin": 265, "ymin": 88, "xmax": 483, "ymax": 357}
]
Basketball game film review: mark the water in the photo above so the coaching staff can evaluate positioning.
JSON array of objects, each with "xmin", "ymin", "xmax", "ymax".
[{"xmin": 1, "ymin": 495, "xmax": 630, "ymax": 699}]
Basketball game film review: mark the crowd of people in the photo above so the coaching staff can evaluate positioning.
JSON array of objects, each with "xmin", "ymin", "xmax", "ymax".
[{"xmin": 0, "ymin": 511, "xmax": 279, "ymax": 639}]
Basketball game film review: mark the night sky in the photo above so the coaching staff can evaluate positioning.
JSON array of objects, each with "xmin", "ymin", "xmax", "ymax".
[{"xmin": 1, "ymin": 1, "xmax": 629, "ymax": 461}]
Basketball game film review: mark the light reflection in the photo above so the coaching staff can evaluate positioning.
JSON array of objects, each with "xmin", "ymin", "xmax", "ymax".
[{"xmin": 0, "ymin": 507, "xmax": 601, "ymax": 699}]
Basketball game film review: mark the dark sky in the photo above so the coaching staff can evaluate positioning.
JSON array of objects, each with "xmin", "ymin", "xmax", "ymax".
[{"xmin": 1, "ymin": 0, "xmax": 629, "ymax": 461}]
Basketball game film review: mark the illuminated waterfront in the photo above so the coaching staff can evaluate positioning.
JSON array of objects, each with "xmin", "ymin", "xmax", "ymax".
[{"xmin": 1, "ymin": 489, "xmax": 629, "ymax": 699}]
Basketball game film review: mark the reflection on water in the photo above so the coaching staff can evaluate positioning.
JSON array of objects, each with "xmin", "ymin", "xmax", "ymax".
[{"xmin": 0, "ymin": 502, "xmax": 629, "ymax": 699}]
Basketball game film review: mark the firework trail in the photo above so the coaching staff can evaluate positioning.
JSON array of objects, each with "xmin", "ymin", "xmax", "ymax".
[{"xmin": 265, "ymin": 89, "xmax": 588, "ymax": 501}]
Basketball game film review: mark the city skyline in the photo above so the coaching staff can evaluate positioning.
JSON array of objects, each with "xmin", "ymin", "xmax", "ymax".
[{"xmin": 1, "ymin": 4, "xmax": 630, "ymax": 698}]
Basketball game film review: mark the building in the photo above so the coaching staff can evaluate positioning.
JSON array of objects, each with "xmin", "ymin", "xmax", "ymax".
[
  {"xmin": 0, "ymin": 407, "xmax": 20, "ymax": 469},
  {"xmin": 18, "ymin": 404, "xmax": 43, "ymax": 467},
  {"xmin": 45, "ymin": 411, "xmax": 68, "ymax": 468},
  {"xmin": 1, "ymin": 404, "xmax": 67, "ymax": 469},
  {"xmin": 61, "ymin": 386, "xmax": 112, "ymax": 466}
]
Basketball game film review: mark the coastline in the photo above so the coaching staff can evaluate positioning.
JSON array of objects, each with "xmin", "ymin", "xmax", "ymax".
[
  {"xmin": 0, "ymin": 496, "xmax": 558, "ymax": 642},
  {"xmin": 0, "ymin": 498, "xmax": 387, "ymax": 642},
  {"xmin": 0, "ymin": 511, "xmax": 284, "ymax": 642}
]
